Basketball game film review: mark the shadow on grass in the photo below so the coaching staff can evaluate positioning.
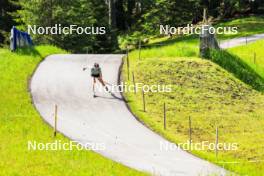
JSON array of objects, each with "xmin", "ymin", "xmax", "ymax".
[
  {"xmin": 15, "ymin": 46, "xmax": 42, "ymax": 58},
  {"xmin": 144, "ymin": 34, "xmax": 199, "ymax": 49},
  {"xmin": 123, "ymin": 34, "xmax": 199, "ymax": 53},
  {"xmin": 208, "ymin": 49, "xmax": 264, "ymax": 92}
]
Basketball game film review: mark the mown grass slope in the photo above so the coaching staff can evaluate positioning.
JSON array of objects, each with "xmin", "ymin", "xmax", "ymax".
[
  {"xmin": 0, "ymin": 46, "xmax": 146, "ymax": 176},
  {"xmin": 228, "ymin": 39, "xmax": 264, "ymax": 79},
  {"xmin": 122, "ymin": 16, "xmax": 264, "ymax": 176},
  {"xmin": 123, "ymin": 56, "xmax": 264, "ymax": 176},
  {"xmin": 208, "ymin": 49, "xmax": 264, "ymax": 92}
]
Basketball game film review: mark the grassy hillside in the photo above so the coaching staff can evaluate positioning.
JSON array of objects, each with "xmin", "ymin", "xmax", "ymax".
[
  {"xmin": 208, "ymin": 49, "xmax": 264, "ymax": 92},
  {"xmin": 128, "ymin": 35, "xmax": 199, "ymax": 59},
  {"xmin": 122, "ymin": 16, "xmax": 264, "ymax": 176},
  {"xmin": 228, "ymin": 39, "xmax": 264, "ymax": 79},
  {"xmin": 216, "ymin": 16, "xmax": 264, "ymax": 40},
  {"xmin": 120, "ymin": 16, "xmax": 264, "ymax": 49},
  {"xmin": 123, "ymin": 57, "xmax": 264, "ymax": 176},
  {"xmin": 0, "ymin": 46, "xmax": 146, "ymax": 176}
]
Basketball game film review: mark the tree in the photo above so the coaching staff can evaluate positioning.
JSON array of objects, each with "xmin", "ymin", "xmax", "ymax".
[
  {"xmin": 17, "ymin": 0, "xmax": 114, "ymax": 53},
  {"xmin": 138, "ymin": 0, "xmax": 195, "ymax": 34},
  {"xmin": 107, "ymin": 0, "xmax": 118, "ymax": 49},
  {"xmin": 8, "ymin": 0, "xmax": 264, "ymax": 51},
  {"xmin": 0, "ymin": 0, "xmax": 20, "ymax": 46}
]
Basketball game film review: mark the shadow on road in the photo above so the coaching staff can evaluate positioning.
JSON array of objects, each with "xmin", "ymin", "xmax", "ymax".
[{"xmin": 94, "ymin": 92, "xmax": 124, "ymax": 102}]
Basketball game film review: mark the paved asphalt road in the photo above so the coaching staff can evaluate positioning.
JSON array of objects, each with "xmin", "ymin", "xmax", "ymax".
[
  {"xmin": 30, "ymin": 54, "xmax": 227, "ymax": 176},
  {"xmin": 220, "ymin": 33, "xmax": 264, "ymax": 49}
]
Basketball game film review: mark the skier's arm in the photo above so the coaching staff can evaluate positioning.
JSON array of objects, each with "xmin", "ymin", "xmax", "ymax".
[{"xmin": 99, "ymin": 68, "xmax": 102, "ymax": 78}]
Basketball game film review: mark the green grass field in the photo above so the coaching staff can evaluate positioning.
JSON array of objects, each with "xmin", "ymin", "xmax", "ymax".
[
  {"xmin": 122, "ymin": 17, "xmax": 264, "ymax": 176},
  {"xmin": 216, "ymin": 16, "xmax": 264, "ymax": 40},
  {"xmin": 228, "ymin": 39, "xmax": 264, "ymax": 79},
  {"xmin": 208, "ymin": 48, "xmax": 264, "ymax": 92},
  {"xmin": 0, "ymin": 46, "xmax": 146, "ymax": 176},
  {"xmin": 2, "ymin": 15, "xmax": 264, "ymax": 176},
  {"xmin": 120, "ymin": 16, "xmax": 264, "ymax": 50},
  {"xmin": 123, "ymin": 56, "xmax": 264, "ymax": 176}
]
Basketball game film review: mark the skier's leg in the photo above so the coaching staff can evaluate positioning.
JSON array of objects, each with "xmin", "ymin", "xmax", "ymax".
[
  {"xmin": 98, "ymin": 77, "xmax": 109, "ymax": 91},
  {"xmin": 93, "ymin": 77, "xmax": 96, "ymax": 96},
  {"xmin": 98, "ymin": 77, "xmax": 106, "ymax": 87}
]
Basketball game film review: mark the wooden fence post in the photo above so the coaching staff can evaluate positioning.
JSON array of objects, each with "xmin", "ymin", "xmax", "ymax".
[
  {"xmin": 132, "ymin": 71, "xmax": 136, "ymax": 94},
  {"xmin": 163, "ymin": 102, "xmax": 166, "ymax": 130},
  {"xmin": 189, "ymin": 116, "xmax": 192, "ymax": 146},
  {"xmin": 126, "ymin": 47, "xmax": 130, "ymax": 80},
  {"xmin": 246, "ymin": 36, "xmax": 248, "ymax": 45},
  {"xmin": 54, "ymin": 104, "xmax": 58, "ymax": 137},
  {"xmin": 254, "ymin": 52, "xmax": 256, "ymax": 64},
  {"xmin": 142, "ymin": 89, "xmax": 146, "ymax": 112},
  {"xmin": 138, "ymin": 39, "xmax": 142, "ymax": 60},
  {"xmin": 215, "ymin": 126, "xmax": 219, "ymax": 159}
]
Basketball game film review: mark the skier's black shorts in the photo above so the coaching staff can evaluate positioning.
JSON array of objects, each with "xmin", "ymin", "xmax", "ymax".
[{"xmin": 92, "ymin": 74, "xmax": 100, "ymax": 78}]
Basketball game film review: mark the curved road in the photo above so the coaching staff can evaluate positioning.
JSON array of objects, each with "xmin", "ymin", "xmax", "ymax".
[
  {"xmin": 220, "ymin": 33, "xmax": 264, "ymax": 49},
  {"xmin": 31, "ymin": 54, "xmax": 226, "ymax": 176}
]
